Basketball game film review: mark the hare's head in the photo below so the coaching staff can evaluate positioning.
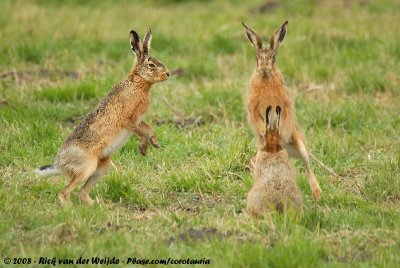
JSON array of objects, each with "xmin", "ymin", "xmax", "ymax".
[
  {"xmin": 243, "ymin": 21, "xmax": 288, "ymax": 78},
  {"xmin": 130, "ymin": 29, "xmax": 170, "ymax": 83},
  {"xmin": 265, "ymin": 105, "xmax": 283, "ymax": 153}
]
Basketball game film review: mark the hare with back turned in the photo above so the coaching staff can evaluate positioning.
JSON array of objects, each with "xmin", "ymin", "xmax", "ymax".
[
  {"xmin": 243, "ymin": 21, "xmax": 322, "ymax": 201},
  {"xmin": 247, "ymin": 106, "xmax": 302, "ymax": 217},
  {"xmin": 35, "ymin": 29, "xmax": 170, "ymax": 206}
]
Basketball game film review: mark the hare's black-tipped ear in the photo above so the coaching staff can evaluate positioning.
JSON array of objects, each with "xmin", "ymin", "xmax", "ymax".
[
  {"xmin": 242, "ymin": 22, "xmax": 263, "ymax": 50},
  {"xmin": 130, "ymin": 30, "xmax": 142, "ymax": 57},
  {"xmin": 143, "ymin": 28, "xmax": 152, "ymax": 55},
  {"xmin": 266, "ymin": 106, "xmax": 273, "ymax": 129},
  {"xmin": 275, "ymin": 106, "xmax": 281, "ymax": 129},
  {"xmin": 270, "ymin": 21, "xmax": 288, "ymax": 51}
]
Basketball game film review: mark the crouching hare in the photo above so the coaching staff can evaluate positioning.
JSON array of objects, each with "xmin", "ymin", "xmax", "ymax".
[
  {"xmin": 35, "ymin": 29, "xmax": 170, "ymax": 206},
  {"xmin": 247, "ymin": 106, "xmax": 302, "ymax": 217},
  {"xmin": 243, "ymin": 21, "xmax": 322, "ymax": 201}
]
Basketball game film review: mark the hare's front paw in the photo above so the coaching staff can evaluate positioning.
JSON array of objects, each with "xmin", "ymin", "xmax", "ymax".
[
  {"xmin": 139, "ymin": 136, "xmax": 160, "ymax": 156},
  {"xmin": 150, "ymin": 136, "xmax": 160, "ymax": 148},
  {"xmin": 139, "ymin": 139, "xmax": 149, "ymax": 156}
]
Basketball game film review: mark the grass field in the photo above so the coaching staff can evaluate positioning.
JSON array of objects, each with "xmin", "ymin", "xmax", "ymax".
[{"xmin": 1, "ymin": 0, "xmax": 400, "ymax": 267}]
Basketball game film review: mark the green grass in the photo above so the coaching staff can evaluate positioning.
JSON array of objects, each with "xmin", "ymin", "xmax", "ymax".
[{"xmin": 1, "ymin": 0, "xmax": 400, "ymax": 267}]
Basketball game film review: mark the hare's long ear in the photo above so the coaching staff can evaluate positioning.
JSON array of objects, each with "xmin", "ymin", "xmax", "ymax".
[
  {"xmin": 142, "ymin": 28, "xmax": 152, "ymax": 56},
  {"xmin": 270, "ymin": 21, "xmax": 288, "ymax": 51},
  {"xmin": 275, "ymin": 106, "xmax": 281, "ymax": 132},
  {"xmin": 130, "ymin": 30, "xmax": 142, "ymax": 58},
  {"xmin": 266, "ymin": 106, "xmax": 273, "ymax": 129},
  {"xmin": 242, "ymin": 22, "xmax": 263, "ymax": 50}
]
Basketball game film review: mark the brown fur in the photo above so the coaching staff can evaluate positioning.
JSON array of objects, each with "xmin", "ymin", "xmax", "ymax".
[
  {"xmin": 243, "ymin": 21, "xmax": 322, "ymax": 201},
  {"xmin": 247, "ymin": 106, "xmax": 302, "ymax": 217},
  {"xmin": 37, "ymin": 29, "xmax": 170, "ymax": 206}
]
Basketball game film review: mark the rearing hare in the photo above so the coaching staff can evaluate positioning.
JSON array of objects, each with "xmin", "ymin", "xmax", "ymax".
[
  {"xmin": 247, "ymin": 106, "xmax": 302, "ymax": 217},
  {"xmin": 243, "ymin": 21, "xmax": 322, "ymax": 201},
  {"xmin": 35, "ymin": 29, "xmax": 170, "ymax": 206}
]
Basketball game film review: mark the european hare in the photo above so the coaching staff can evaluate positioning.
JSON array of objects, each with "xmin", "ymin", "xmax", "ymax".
[
  {"xmin": 247, "ymin": 106, "xmax": 302, "ymax": 217},
  {"xmin": 36, "ymin": 29, "xmax": 170, "ymax": 206},
  {"xmin": 243, "ymin": 21, "xmax": 322, "ymax": 201}
]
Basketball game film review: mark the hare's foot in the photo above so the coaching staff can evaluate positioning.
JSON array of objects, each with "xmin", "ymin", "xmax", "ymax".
[
  {"xmin": 150, "ymin": 136, "xmax": 160, "ymax": 148},
  {"xmin": 78, "ymin": 190, "xmax": 95, "ymax": 206},
  {"xmin": 139, "ymin": 139, "xmax": 149, "ymax": 156},
  {"xmin": 311, "ymin": 180, "xmax": 322, "ymax": 202},
  {"xmin": 58, "ymin": 192, "xmax": 72, "ymax": 207}
]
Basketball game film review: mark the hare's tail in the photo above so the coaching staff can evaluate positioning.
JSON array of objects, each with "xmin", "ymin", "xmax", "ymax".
[
  {"xmin": 34, "ymin": 164, "xmax": 61, "ymax": 177},
  {"xmin": 309, "ymin": 153, "xmax": 337, "ymax": 176}
]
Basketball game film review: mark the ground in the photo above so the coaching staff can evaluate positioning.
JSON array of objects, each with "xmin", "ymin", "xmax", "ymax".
[{"xmin": 1, "ymin": 0, "xmax": 399, "ymax": 267}]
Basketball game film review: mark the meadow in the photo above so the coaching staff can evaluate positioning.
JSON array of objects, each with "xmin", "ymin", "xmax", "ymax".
[{"xmin": 1, "ymin": 0, "xmax": 399, "ymax": 267}]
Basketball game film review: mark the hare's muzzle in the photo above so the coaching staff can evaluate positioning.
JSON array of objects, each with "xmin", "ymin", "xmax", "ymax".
[{"xmin": 162, "ymin": 70, "xmax": 170, "ymax": 80}]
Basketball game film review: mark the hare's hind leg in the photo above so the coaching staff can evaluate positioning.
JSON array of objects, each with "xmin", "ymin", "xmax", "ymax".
[
  {"xmin": 287, "ymin": 130, "xmax": 322, "ymax": 201},
  {"xmin": 58, "ymin": 158, "xmax": 98, "ymax": 206},
  {"xmin": 78, "ymin": 157, "xmax": 111, "ymax": 206},
  {"xmin": 247, "ymin": 186, "xmax": 265, "ymax": 218}
]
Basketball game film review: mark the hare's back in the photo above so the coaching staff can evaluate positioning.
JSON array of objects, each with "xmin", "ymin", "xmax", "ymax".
[{"xmin": 62, "ymin": 80, "xmax": 134, "ymax": 150}]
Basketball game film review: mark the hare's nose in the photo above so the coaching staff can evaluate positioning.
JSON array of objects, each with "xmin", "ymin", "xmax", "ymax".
[{"xmin": 166, "ymin": 71, "xmax": 170, "ymax": 77}]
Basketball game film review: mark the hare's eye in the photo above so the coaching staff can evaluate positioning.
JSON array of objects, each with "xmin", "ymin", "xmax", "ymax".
[{"xmin": 149, "ymin": 63, "xmax": 156, "ymax": 68}]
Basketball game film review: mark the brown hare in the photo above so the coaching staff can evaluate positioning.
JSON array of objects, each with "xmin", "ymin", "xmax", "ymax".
[
  {"xmin": 247, "ymin": 106, "xmax": 302, "ymax": 217},
  {"xmin": 243, "ymin": 21, "xmax": 322, "ymax": 201},
  {"xmin": 35, "ymin": 29, "xmax": 170, "ymax": 206}
]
